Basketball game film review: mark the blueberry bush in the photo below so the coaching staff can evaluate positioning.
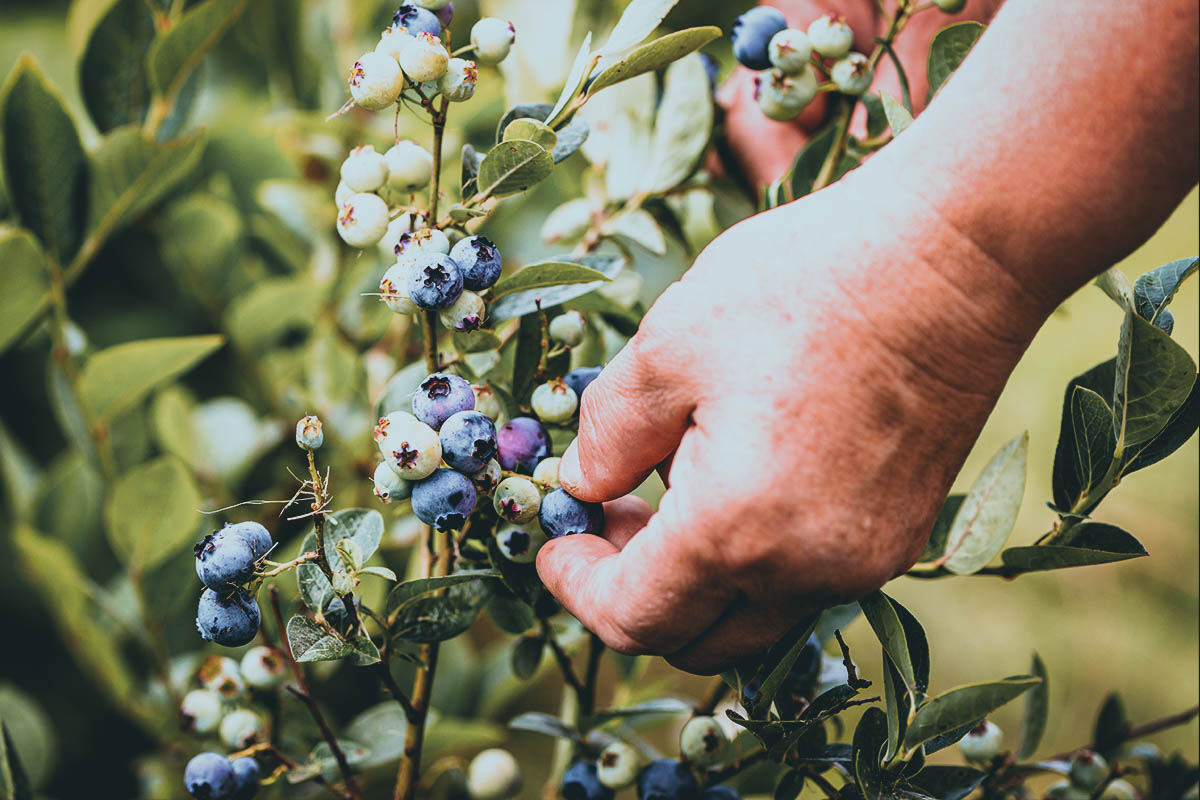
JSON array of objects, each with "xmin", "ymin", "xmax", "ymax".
[{"xmin": 0, "ymin": 1, "xmax": 1196, "ymax": 799}]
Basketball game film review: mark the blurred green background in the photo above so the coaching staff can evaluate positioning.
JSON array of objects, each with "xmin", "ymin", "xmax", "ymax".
[{"xmin": 0, "ymin": 0, "xmax": 1195, "ymax": 798}]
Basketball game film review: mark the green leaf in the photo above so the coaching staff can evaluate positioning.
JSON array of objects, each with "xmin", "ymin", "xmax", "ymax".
[
  {"xmin": 349, "ymin": 634, "xmax": 381, "ymax": 666},
  {"xmin": 295, "ymin": 509, "xmax": 384, "ymax": 614},
  {"xmin": 385, "ymin": 571, "xmax": 501, "ymax": 620},
  {"xmin": 489, "ymin": 255, "xmax": 625, "ymax": 322},
  {"xmin": 1112, "ymin": 309, "xmax": 1197, "ymax": 450},
  {"xmin": 490, "ymin": 261, "xmax": 612, "ymax": 301},
  {"xmin": 0, "ymin": 719, "xmax": 33, "ymax": 800},
  {"xmin": 1123, "ymin": 378, "xmax": 1199, "ymax": 473},
  {"xmin": 1092, "ymin": 693, "xmax": 1128, "ymax": 756},
  {"xmin": 227, "ymin": 278, "xmax": 322, "ymax": 351},
  {"xmin": 105, "ymin": 456, "xmax": 202, "ymax": 574},
  {"xmin": 487, "ymin": 594, "xmax": 536, "ymax": 634},
  {"xmin": 453, "ymin": 329, "xmax": 502, "ymax": 354},
  {"xmin": 903, "ymin": 676, "xmax": 1040, "ymax": 751},
  {"xmin": 508, "ymin": 712, "xmax": 580, "ymax": 741},
  {"xmin": 1051, "ymin": 386, "xmax": 1116, "ymax": 514},
  {"xmin": 1000, "ymin": 522, "xmax": 1146, "ymax": 573},
  {"xmin": 460, "ymin": 143, "xmax": 483, "ymax": 196},
  {"xmin": 34, "ymin": 453, "xmax": 104, "ymax": 554},
  {"xmin": 511, "ymin": 635, "xmax": 544, "ymax": 679},
  {"xmin": 918, "ymin": 495, "xmax": 964, "ymax": 564},
  {"xmin": 640, "ymin": 52, "xmax": 713, "ymax": 194},
  {"xmin": 940, "ymin": 432, "xmax": 1028, "ymax": 575},
  {"xmin": 882, "ymin": 656, "xmax": 909, "ymax": 762},
  {"xmin": 391, "ymin": 581, "xmax": 492, "ymax": 643},
  {"xmin": 861, "ymin": 93, "xmax": 887, "ymax": 138},
  {"xmin": 582, "ymin": 698, "xmax": 692, "ymax": 729},
  {"xmin": 789, "ymin": 123, "xmax": 859, "ymax": 200},
  {"xmin": 774, "ymin": 771, "xmax": 805, "ymax": 800},
  {"xmin": 287, "ymin": 615, "xmax": 352, "ymax": 663},
  {"xmin": 74, "ymin": 0, "xmax": 156, "ymax": 133},
  {"xmin": 927, "ymin": 22, "xmax": 985, "ymax": 99},
  {"xmin": 1016, "ymin": 653, "xmax": 1048, "ymax": 760},
  {"xmin": 503, "ymin": 118, "xmax": 557, "ymax": 152},
  {"xmin": 590, "ymin": 27, "xmax": 721, "ymax": 95},
  {"xmin": 0, "ymin": 230, "xmax": 49, "ymax": 355},
  {"xmin": 813, "ymin": 602, "xmax": 861, "ymax": 645},
  {"xmin": 1133, "ymin": 257, "xmax": 1197, "ymax": 322},
  {"xmin": 0, "ymin": 57, "xmax": 87, "ymax": 262},
  {"xmin": 146, "ymin": 0, "xmax": 249, "ymax": 102},
  {"xmin": 852, "ymin": 707, "xmax": 889, "ymax": 797},
  {"xmin": 746, "ymin": 617, "xmax": 819, "ymax": 718},
  {"xmin": 78, "ymin": 335, "xmax": 224, "ymax": 423},
  {"xmin": 904, "ymin": 766, "xmax": 986, "ymax": 800},
  {"xmin": 860, "ymin": 591, "xmax": 928, "ymax": 698},
  {"xmin": 603, "ymin": 208, "xmax": 666, "ymax": 255},
  {"xmin": 880, "ymin": 90, "xmax": 913, "ymax": 135},
  {"xmin": 345, "ymin": 702, "xmax": 407, "ymax": 768},
  {"xmin": 545, "ymin": 33, "xmax": 594, "ymax": 128},
  {"xmin": 597, "ymin": 0, "xmax": 681, "ymax": 58},
  {"xmin": 475, "ymin": 139, "xmax": 555, "ymax": 199}
]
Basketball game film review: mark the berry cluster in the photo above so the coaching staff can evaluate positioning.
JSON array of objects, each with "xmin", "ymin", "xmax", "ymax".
[{"xmin": 193, "ymin": 522, "xmax": 274, "ymax": 647}]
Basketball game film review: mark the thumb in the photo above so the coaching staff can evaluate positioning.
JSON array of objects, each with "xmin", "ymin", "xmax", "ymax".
[{"xmin": 559, "ymin": 329, "xmax": 693, "ymax": 503}]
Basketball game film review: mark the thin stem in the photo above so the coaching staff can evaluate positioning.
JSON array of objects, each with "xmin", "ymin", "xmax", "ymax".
[
  {"xmin": 269, "ymin": 586, "xmax": 363, "ymax": 800},
  {"xmin": 421, "ymin": 309, "xmax": 440, "ymax": 373},
  {"xmin": 1051, "ymin": 705, "xmax": 1200, "ymax": 761},
  {"xmin": 704, "ymin": 749, "xmax": 767, "ymax": 784},
  {"xmin": 695, "ymin": 678, "xmax": 731, "ymax": 716},
  {"xmin": 376, "ymin": 663, "xmax": 419, "ymax": 723},
  {"xmin": 255, "ymin": 551, "xmax": 320, "ymax": 579},
  {"xmin": 264, "ymin": 744, "xmax": 353, "ymax": 800},
  {"xmin": 305, "ymin": 449, "xmax": 362, "ymax": 633},
  {"xmin": 540, "ymin": 617, "xmax": 587, "ymax": 702},
  {"xmin": 581, "ymin": 633, "xmax": 604, "ymax": 717}
]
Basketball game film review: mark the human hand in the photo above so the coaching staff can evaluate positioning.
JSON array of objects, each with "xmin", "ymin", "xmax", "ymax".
[{"xmin": 535, "ymin": 168, "xmax": 1048, "ymax": 674}]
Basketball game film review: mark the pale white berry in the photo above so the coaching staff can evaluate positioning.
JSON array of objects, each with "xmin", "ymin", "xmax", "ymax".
[
  {"xmin": 340, "ymin": 145, "xmax": 389, "ymax": 192},
  {"xmin": 494, "ymin": 523, "xmax": 547, "ymax": 564},
  {"xmin": 381, "ymin": 261, "xmax": 419, "ymax": 314},
  {"xmin": 807, "ymin": 14, "xmax": 854, "ymax": 58},
  {"xmin": 240, "ymin": 646, "xmax": 287, "ymax": 689},
  {"xmin": 466, "ymin": 748, "xmax": 522, "ymax": 800},
  {"xmin": 337, "ymin": 192, "xmax": 390, "ymax": 248},
  {"xmin": 471, "ymin": 18, "xmax": 515, "ymax": 64},
  {"xmin": 531, "ymin": 379, "xmax": 578, "ymax": 423},
  {"xmin": 439, "ymin": 290, "xmax": 486, "ymax": 332},
  {"xmin": 680, "ymin": 716, "xmax": 727, "ymax": 766},
  {"xmin": 1099, "ymin": 780, "xmax": 1140, "ymax": 800},
  {"xmin": 335, "ymin": 180, "xmax": 354, "ymax": 207},
  {"xmin": 958, "ymin": 720, "xmax": 1004, "ymax": 764},
  {"xmin": 394, "ymin": 227, "xmax": 450, "ymax": 263},
  {"xmin": 180, "ymin": 689, "xmax": 223, "ymax": 734},
  {"xmin": 373, "ymin": 460, "xmax": 413, "ymax": 503},
  {"xmin": 384, "ymin": 140, "xmax": 434, "ymax": 192},
  {"xmin": 197, "ymin": 655, "xmax": 244, "ymax": 701},
  {"xmin": 399, "ymin": 31, "xmax": 449, "ymax": 82},
  {"xmin": 831, "ymin": 52, "xmax": 873, "ymax": 95},
  {"xmin": 596, "ymin": 741, "xmax": 640, "ymax": 790},
  {"xmin": 757, "ymin": 67, "xmax": 818, "ymax": 121},
  {"xmin": 377, "ymin": 25, "xmax": 414, "ymax": 64},
  {"xmin": 377, "ymin": 415, "xmax": 442, "ymax": 480},
  {"xmin": 532, "ymin": 457, "xmax": 561, "ymax": 489},
  {"xmin": 348, "ymin": 50, "xmax": 404, "ymax": 110},
  {"xmin": 379, "ymin": 213, "xmax": 418, "ymax": 258},
  {"xmin": 769, "ymin": 29, "xmax": 813, "ymax": 74},
  {"xmin": 219, "ymin": 708, "xmax": 266, "ymax": 749},
  {"xmin": 438, "ymin": 58, "xmax": 478, "ymax": 102},
  {"xmin": 472, "ymin": 384, "xmax": 503, "ymax": 421},
  {"xmin": 548, "ymin": 310, "xmax": 586, "ymax": 347},
  {"xmin": 541, "ymin": 198, "xmax": 593, "ymax": 244}
]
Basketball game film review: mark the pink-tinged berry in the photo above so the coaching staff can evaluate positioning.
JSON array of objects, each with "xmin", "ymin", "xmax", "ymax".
[
  {"xmin": 399, "ymin": 31, "xmax": 449, "ymax": 82},
  {"xmin": 348, "ymin": 50, "xmax": 404, "ymax": 109},
  {"xmin": 471, "ymin": 18, "xmax": 515, "ymax": 64}
]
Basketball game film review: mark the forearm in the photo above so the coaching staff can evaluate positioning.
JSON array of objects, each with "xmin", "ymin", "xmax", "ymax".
[{"xmin": 868, "ymin": 0, "xmax": 1199, "ymax": 310}]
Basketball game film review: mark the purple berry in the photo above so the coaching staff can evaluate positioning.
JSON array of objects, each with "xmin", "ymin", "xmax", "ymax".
[
  {"xmin": 435, "ymin": 1, "xmax": 453, "ymax": 26},
  {"xmin": 564, "ymin": 366, "xmax": 602, "ymax": 399},
  {"xmin": 393, "ymin": 3, "xmax": 442, "ymax": 36},
  {"xmin": 407, "ymin": 252, "xmax": 464, "ymax": 310},
  {"xmin": 496, "ymin": 416, "xmax": 552, "ymax": 474},
  {"xmin": 439, "ymin": 410, "xmax": 498, "ymax": 473},
  {"xmin": 563, "ymin": 761, "xmax": 614, "ymax": 800},
  {"xmin": 636, "ymin": 760, "xmax": 699, "ymax": 800},
  {"xmin": 731, "ymin": 7, "xmax": 788, "ymax": 70},
  {"xmin": 196, "ymin": 589, "xmax": 261, "ymax": 647},
  {"xmin": 411, "ymin": 468, "xmax": 478, "ymax": 531},
  {"xmin": 230, "ymin": 757, "xmax": 260, "ymax": 800},
  {"xmin": 185, "ymin": 753, "xmax": 237, "ymax": 800},
  {"xmin": 539, "ymin": 488, "xmax": 604, "ymax": 538},
  {"xmin": 194, "ymin": 529, "xmax": 257, "ymax": 591},
  {"xmin": 449, "ymin": 235, "xmax": 503, "ymax": 290},
  {"xmin": 412, "ymin": 372, "xmax": 475, "ymax": 429}
]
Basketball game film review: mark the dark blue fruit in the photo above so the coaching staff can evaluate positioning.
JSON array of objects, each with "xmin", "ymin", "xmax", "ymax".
[
  {"xmin": 496, "ymin": 416, "xmax": 552, "ymax": 473},
  {"xmin": 539, "ymin": 488, "xmax": 604, "ymax": 538},
  {"xmin": 393, "ymin": 3, "xmax": 442, "ymax": 36},
  {"xmin": 197, "ymin": 589, "xmax": 261, "ymax": 647},
  {"xmin": 636, "ymin": 759, "xmax": 699, "ymax": 800},
  {"xmin": 407, "ymin": 253, "xmax": 464, "ymax": 310},
  {"xmin": 230, "ymin": 756, "xmax": 260, "ymax": 800},
  {"xmin": 411, "ymin": 468, "xmax": 478, "ymax": 531},
  {"xmin": 563, "ymin": 761, "xmax": 614, "ymax": 800},
  {"xmin": 224, "ymin": 521, "xmax": 272, "ymax": 560},
  {"xmin": 439, "ymin": 410, "xmax": 498, "ymax": 473},
  {"xmin": 702, "ymin": 787, "xmax": 740, "ymax": 800},
  {"xmin": 450, "ymin": 235, "xmax": 503, "ymax": 290},
  {"xmin": 564, "ymin": 366, "xmax": 602, "ymax": 399},
  {"xmin": 413, "ymin": 372, "xmax": 475, "ymax": 430},
  {"xmin": 731, "ymin": 7, "xmax": 787, "ymax": 70},
  {"xmin": 194, "ymin": 529, "xmax": 257, "ymax": 591},
  {"xmin": 184, "ymin": 752, "xmax": 237, "ymax": 800}
]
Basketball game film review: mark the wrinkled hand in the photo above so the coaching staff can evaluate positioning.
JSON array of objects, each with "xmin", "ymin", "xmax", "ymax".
[{"xmin": 536, "ymin": 169, "xmax": 1047, "ymax": 674}]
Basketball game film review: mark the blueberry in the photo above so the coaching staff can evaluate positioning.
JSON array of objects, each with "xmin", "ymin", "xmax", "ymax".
[
  {"xmin": 413, "ymin": 372, "xmax": 475, "ymax": 429},
  {"xmin": 1068, "ymin": 750, "xmax": 1108, "ymax": 791},
  {"xmin": 788, "ymin": 634, "xmax": 823, "ymax": 694},
  {"xmin": 731, "ymin": 7, "xmax": 787, "ymax": 71},
  {"xmin": 494, "ymin": 476, "xmax": 541, "ymax": 524},
  {"xmin": 563, "ymin": 761, "xmax": 614, "ymax": 800},
  {"xmin": 194, "ymin": 529, "xmax": 257, "ymax": 591},
  {"xmin": 435, "ymin": 2, "xmax": 454, "ymax": 27},
  {"xmin": 393, "ymin": 3, "xmax": 442, "ymax": 36},
  {"xmin": 539, "ymin": 488, "xmax": 604, "ymax": 538},
  {"xmin": 597, "ymin": 742, "xmax": 641, "ymax": 790},
  {"xmin": 196, "ymin": 589, "xmax": 261, "ymax": 647},
  {"xmin": 564, "ymin": 366, "xmax": 602, "ymax": 399},
  {"xmin": 223, "ymin": 521, "xmax": 273, "ymax": 561},
  {"xmin": 495, "ymin": 523, "xmax": 547, "ymax": 564},
  {"xmin": 184, "ymin": 752, "xmax": 237, "ymax": 800},
  {"xmin": 439, "ymin": 410, "xmax": 498, "ymax": 473},
  {"xmin": 703, "ymin": 788, "xmax": 740, "ymax": 800},
  {"xmin": 740, "ymin": 679, "xmax": 761, "ymax": 709},
  {"xmin": 407, "ymin": 252, "xmax": 464, "ymax": 310},
  {"xmin": 496, "ymin": 416, "xmax": 552, "ymax": 474},
  {"xmin": 636, "ymin": 759, "xmax": 699, "ymax": 800},
  {"xmin": 412, "ymin": 468, "xmax": 478, "ymax": 531},
  {"xmin": 450, "ymin": 235, "xmax": 503, "ymax": 290},
  {"xmin": 230, "ymin": 757, "xmax": 260, "ymax": 800}
]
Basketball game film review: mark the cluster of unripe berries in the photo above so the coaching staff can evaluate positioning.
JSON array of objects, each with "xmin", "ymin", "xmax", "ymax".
[
  {"xmin": 180, "ymin": 652, "xmax": 287, "ymax": 799},
  {"xmin": 193, "ymin": 521, "xmax": 275, "ymax": 648},
  {"xmin": 372, "ymin": 367, "xmax": 604, "ymax": 554}
]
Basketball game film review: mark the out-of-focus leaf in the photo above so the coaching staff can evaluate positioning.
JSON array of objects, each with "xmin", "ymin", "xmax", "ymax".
[
  {"xmin": 596, "ymin": 0, "xmax": 681, "ymax": 58},
  {"xmin": 104, "ymin": 456, "xmax": 201, "ymax": 574},
  {"xmin": 490, "ymin": 262, "xmax": 611, "ymax": 301},
  {"xmin": 73, "ymin": 0, "xmax": 155, "ymax": 132},
  {"xmin": 602, "ymin": 209, "xmax": 666, "ymax": 255},
  {"xmin": 78, "ymin": 335, "xmax": 224, "ymax": 423},
  {"xmin": 1092, "ymin": 693, "xmax": 1129, "ymax": 757},
  {"xmin": 476, "ymin": 139, "xmax": 555, "ymax": 199},
  {"xmin": 146, "ymin": 0, "xmax": 249, "ymax": 102},
  {"xmin": 511, "ymin": 635, "xmax": 544, "ymax": 679},
  {"xmin": 1017, "ymin": 653, "xmax": 1048, "ymax": 760},
  {"xmin": 226, "ymin": 278, "xmax": 322, "ymax": 351},
  {"xmin": 590, "ymin": 27, "xmax": 720, "ymax": 95},
  {"xmin": 508, "ymin": 712, "xmax": 580, "ymax": 741},
  {"xmin": 0, "ymin": 230, "xmax": 49, "ymax": 355},
  {"xmin": 904, "ymin": 766, "xmax": 986, "ymax": 800},
  {"xmin": 0, "ymin": 685, "xmax": 54, "ymax": 791}
]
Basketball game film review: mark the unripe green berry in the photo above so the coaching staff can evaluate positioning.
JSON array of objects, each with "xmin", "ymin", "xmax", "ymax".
[
  {"xmin": 807, "ymin": 14, "xmax": 853, "ymax": 58},
  {"xmin": 385, "ymin": 141, "xmax": 434, "ymax": 192},
  {"xmin": 296, "ymin": 415, "xmax": 324, "ymax": 450},
  {"xmin": 374, "ymin": 460, "xmax": 413, "ymax": 503},
  {"xmin": 958, "ymin": 720, "xmax": 1003, "ymax": 764},
  {"xmin": 179, "ymin": 689, "xmax": 223, "ymax": 734},
  {"xmin": 1046, "ymin": 781, "xmax": 1091, "ymax": 800},
  {"xmin": 935, "ymin": 0, "xmax": 968, "ymax": 12},
  {"xmin": 1069, "ymin": 750, "xmax": 1109, "ymax": 791},
  {"xmin": 337, "ymin": 192, "xmax": 390, "ymax": 248},
  {"xmin": 381, "ymin": 261, "xmax": 419, "ymax": 314},
  {"xmin": 471, "ymin": 18, "xmax": 515, "ymax": 64},
  {"xmin": 240, "ymin": 646, "xmax": 287, "ymax": 689},
  {"xmin": 439, "ymin": 290, "xmax": 486, "ymax": 332},
  {"xmin": 831, "ymin": 52, "xmax": 873, "ymax": 95},
  {"xmin": 1100, "ymin": 780, "xmax": 1140, "ymax": 800},
  {"xmin": 494, "ymin": 476, "xmax": 541, "ymax": 523},
  {"xmin": 757, "ymin": 67, "xmax": 818, "ymax": 121},
  {"xmin": 680, "ymin": 716, "xmax": 727, "ymax": 766},
  {"xmin": 340, "ymin": 145, "xmax": 389, "ymax": 193},
  {"xmin": 768, "ymin": 29, "xmax": 812, "ymax": 74},
  {"xmin": 532, "ymin": 457, "xmax": 561, "ymax": 489},
  {"xmin": 439, "ymin": 58, "xmax": 478, "ymax": 102},
  {"xmin": 400, "ymin": 31, "xmax": 449, "ymax": 82},
  {"xmin": 219, "ymin": 708, "xmax": 266, "ymax": 750},
  {"xmin": 549, "ymin": 310, "xmax": 586, "ymax": 347},
  {"xmin": 467, "ymin": 748, "xmax": 522, "ymax": 800},
  {"xmin": 531, "ymin": 379, "xmax": 578, "ymax": 423},
  {"xmin": 349, "ymin": 50, "xmax": 404, "ymax": 110},
  {"xmin": 472, "ymin": 384, "xmax": 503, "ymax": 421},
  {"xmin": 470, "ymin": 458, "xmax": 502, "ymax": 494},
  {"xmin": 596, "ymin": 742, "xmax": 640, "ymax": 790},
  {"xmin": 198, "ymin": 655, "xmax": 245, "ymax": 701}
]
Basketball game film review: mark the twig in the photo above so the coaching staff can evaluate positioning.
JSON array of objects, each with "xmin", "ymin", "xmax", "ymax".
[
  {"xmin": 695, "ymin": 678, "xmax": 731, "ymax": 717},
  {"xmin": 1051, "ymin": 705, "xmax": 1200, "ymax": 761},
  {"xmin": 540, "ymin": 617, "xmax": 587, "ymax": 703},
  {"xmin": 581, "ymin": 633, "xmax": 605, "ymax": 717},
  {"xmin": 834, "ymin": 630, "xmax": 871, "ymax": 690},
  {"xmin": 306, "ymin": 449, "xmax": 362, "ymax": 634},
  {"xmin": 376, "ymin": 663, "xmax": 419, "ymax": 724}
]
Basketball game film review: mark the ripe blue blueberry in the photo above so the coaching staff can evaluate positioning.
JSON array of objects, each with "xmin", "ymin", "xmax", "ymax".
[
  {"xmin": 195, "ymin": 529, "xmax": 257, "ymax": 591},
  {"xmin": 230, "ymin": 757, "xmax": 260, "ymax": 800},
  {"xmin": 223, "ymin": 520, "xmax": 273, "ymax": 561},
  {"xmin": 412, "ymin": 468, "xmax": 478, "ymax": 530},
  {"xmin": 197, "ymin": 589, "xmax": 261, "ymax": 647},
  {"xmin": 564, "ymin": 366, "xmax": 602, "ymax": 399},
  {"xmin": 413, "ymin": 372, "xmax": 476, "ymax": 429},
  {"xmin": 407, "ymin": 253, "xmax": 464, "ymax": 310},
  {"xmin": 450, "ymin": 235, "xmax": 503, "ymax": 290},
  {"xmin": 439, "ymin": 410, "xmax": 498, "ymax": 473},
  {"xmin": 184, "ymin": 752, "xmax": 237, "ymax": 800},
  {"xmin": 703, "ymin": 788, "xmax": 741, "ymax": 800},
  {"xmin": 785, "ymin": 634, "xmax": 823, "ymax": 696},
  {"xmin": 393, "ymin": 3, "xmax": 442, "ymax": 36},
  {"xmin": 563, "ymin": 761, "xmax": 614, "ymax": 800},
  {"xmin": 636, "ymin": 759, "xmax": 699, "ymax": 800},
  {"xmin": 539, "ymin": 488, "xmax": 604, "ymax": 538},
  {"xmin": 496, "ymin": 416, "xmax": 552, "ymax": 473},
  {"xmin": 731, "ymin": 7, "xmax": 788, "ymax": 71}
]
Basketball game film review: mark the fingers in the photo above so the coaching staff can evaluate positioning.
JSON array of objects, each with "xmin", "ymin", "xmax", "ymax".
[
  {"xmin": 598, "ymin": 494, "xmax": 653, "ymax": 550},
  {"xmin": 666, "ymin": 600, "xmax": 811, "ymax": 676}
]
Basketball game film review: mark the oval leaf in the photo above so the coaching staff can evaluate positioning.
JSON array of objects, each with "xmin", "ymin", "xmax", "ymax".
[
  {"xmin": 287, "ymin": 615, "xmax": 352, "ymax": 663},
  {"xmin": 597, "ymin": 0, "xmax": 681, "ymax": 58},
  {"xmin": 105, "ymin": 456, "xmax": 202, "ymax": 573},
  {"xmin": 476, "ymin": 139, "xmax": 555, "ymax": 199},
  {"xmin": 0, "ymin": 230, "xmax": 49, "ymax": 355},
  {"xmin": 940, "ymin": 432, "xmax": 1028, "ymax": 575},
  {"xmin": 385, "ymin": 570, "xmax": 501, "ymax": 620},
  {"xmin": 1112, "ymin": 310, "xmax": 1197, "ymax": 451},
  {"xmin": 904, "ymin": 676, "xmax": 1040, "ymax": 751},
  {"xmin": 1133, "ymin": 257, "xmax": 1198, "ymax": 322},
  {"xmin": 489, "ymin": 255, "xmax": 624, "ymax": 322},
  {"xmin": 927, "ymin": 22, "xmax": 985, "ymax": 99},
  {"xmin": 78, "ymin": 335, "xmax": 225, "ymax": 423},
  {"xmin": 1000, "ymin": 522, "xmax": 1147, "ymax": 573},
  {"xmin": 1016, "ymin": 653, "xmax": 1048, "ymax": 760},
  {"xmin": 146, "ymin": 0, "xmax": 249, "ymax": 100},
  {"xmin": 76, "ymin": 0, "xmax": 155, "ymax": 132},
  {"xmin": 880, "ymin": 90, "xmax": 913, "ymax": 135},
  {"xmin": 489, "ymin": 261, "xmax": 612, "ymax": 301},
  {"xmin": 503, "ymin": 118, "xmax": 557, "ymax": 152},
  {"xmin": 590, "ymin": 27, "xmax": 721, "ymax": 95}
]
